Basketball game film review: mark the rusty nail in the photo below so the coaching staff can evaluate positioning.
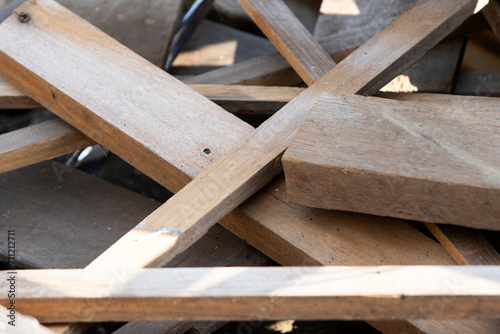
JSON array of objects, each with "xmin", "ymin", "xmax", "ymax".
[{"xmin": 18, "ymin": 12, "xmax": 30, "ymax": 23}]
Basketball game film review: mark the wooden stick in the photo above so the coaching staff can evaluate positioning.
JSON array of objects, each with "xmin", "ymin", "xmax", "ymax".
[
  {"xmin": 0, "ymin": 119, "xmax": 93, "ymax": 174},
  {"xmin": 0, "ymin": 79, "xmax": 41, "ymax": 109},
  {"xmin": 2, "ymin": 266, "xmax": 500, "ymax": 323},
  {"xmin": 235, "ymin": 0, "xmax": 335, "ymax": 85},
  {"xmin": 283, "ymin": 92, "xmax": 500, "ymax": 230}
]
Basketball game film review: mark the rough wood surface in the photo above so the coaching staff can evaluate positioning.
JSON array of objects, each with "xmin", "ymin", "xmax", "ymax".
[
  {"xmin": 426, "ymin": 224, "xmax": 500, "ymax": 265},
  {"xmin": 0, "ymin": 119, "xmax": 93, "ymax": 175},
  {"xmin": 283, "ymin": 92, "xmax": 500, "ymax": 230},
  {"xmin": 236, "ymin": 0, "xmax": 335, "ymax": 85},
  {"xmin": 3, "ymin": 266, "xmax": 500, "ymax": 323},
  {"xmin": 56, "ymin": 0, "xmax": 182, "ymax": 67},
  {"xmin": 483, "ymin": 0, "xmax": 500, "ymax": 41},
  {"xmin": 454, "ymin": 71, "xmax": 500, "ymax": 97},
  {"xmin": 0, "ymin": 79, "xmax": 41, "ymax": 109}
]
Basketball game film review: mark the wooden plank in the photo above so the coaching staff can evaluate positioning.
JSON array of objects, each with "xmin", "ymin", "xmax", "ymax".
[
  {"xmin": 0, "ymin": 119, "xmax": 93, "ymax": 175},
  {"xmin": 0, "ymin": 79, "xmax": 300, "ymax": 113},
  {"xmin": 235, "ymin": 0, "xmax": 335, "ymax": 85},
  {"xmin": 0, "ymin": 79, "xmax": 41, "ymax": 109},
  {"xmin": 454, "ymin": 71, "xmax": 500, "ymax": 97},
  {"xmin": 283, "ymin": 92, "xmax": 500, "ymax": 230},
  {"xmin": 56, "ymin": 0, "xmax": 182, "ymax": 67},
  {"xmin": 3, "ymin": 266, "xmax": 500, "ymax": 323},
  {"xmin": 0, "ymin": 305, "xmax": 56, "ymax": 334},
  {"xmin": 483, "ymin": 0, "xmax": 500, "ymax": 41}
]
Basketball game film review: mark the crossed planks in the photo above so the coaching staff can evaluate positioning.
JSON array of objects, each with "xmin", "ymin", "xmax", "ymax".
[
  {"xmin": 0, "ymin": 0, "xmax": 492, "ymax": 332},
  {"xmin": 235, "ymin": 0, "xmax": 335, "ymax": 85},
  {"xmin": 282, "ymin": 92, "xmax": 500, "ymax": 230},
  {"xmin": 2, "ymin": 266, "xmax": 500, "ymax": 323}
]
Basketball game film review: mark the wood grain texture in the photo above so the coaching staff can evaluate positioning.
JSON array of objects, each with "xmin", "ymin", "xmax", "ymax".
[
  {"xmin": 0, "ymin": 119, "xmax": 93, "ymax": 174},
  {"xmin": 236, "ymin": 0, "xmax": 335, "ymax": 85},
  {"xmin": 0, "ymin": 79, "xmax": 41, "ymax": 109},
  {"xmin": 426, "ymin": 224, "xmax": 500, "ymax": 265},
  {"xmin": 56, "ymin": 0, "xmax": 182, "ymax": 67},
  {"xmin": 483, "ymin": 0, "xmax": 500, "ymax": 41},
  {"xmin": 283, "ymin": 92, "xmax": 500, "ymax": 230},
  {"xmin": 3, "ymin": 266, "xmax": 500, "ymax": 323},
  {"xmin": 2, "ymin": 2, "xmax": 473, "ymax": 266}
]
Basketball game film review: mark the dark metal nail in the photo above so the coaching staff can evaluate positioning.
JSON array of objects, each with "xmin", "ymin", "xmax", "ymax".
[
  {"xmin": 203, "ymin": 148, "xmax": 211, "ymax": 155},
  {"xmin": 18, "ymin": 12, "xmax": 30, "ymax": 23}
]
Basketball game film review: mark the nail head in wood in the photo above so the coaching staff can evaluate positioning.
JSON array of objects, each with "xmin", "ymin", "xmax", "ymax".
[{"xmin": 18, "ymin": 12, "xmax": 30, "ymax": 23}]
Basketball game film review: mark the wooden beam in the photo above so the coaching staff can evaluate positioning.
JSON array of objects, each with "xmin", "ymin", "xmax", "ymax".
[
  {"xmin": 283, "ymin": 92, "xmax": 500, "ymax": 230},
  {"xmin": 0, "ymin": 119, "xmax": 93, "ymax": 175},
  {"xmin": 3, "ymin": 266, "xmax": 500, "ymax": 323},
  {"xmin": 235, "ymin": 0, "xmax": 335, "ymax": 85},
  {"xmin": 483, "ymin": 0, "xmax": 500, "ymax": 41}
]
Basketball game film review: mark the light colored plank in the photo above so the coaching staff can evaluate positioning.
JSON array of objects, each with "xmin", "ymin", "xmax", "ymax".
[
  {"xmin": 236, "ymin": 0, "xmax": 335, "ymax": 85},
  {"xmin": 483, "ymin": 0, "xmax": 500, "ymax": 41},
  {"xmin": 1, "ymin": 305, "xmax": 56, "ymax": 334},
  {"xmin": 283, "ymin": 92, "xmax": 500, "ymax": 230},
  {"xmin": 56, "ymin": 0, "xmax": 182, "ymax": 67},
  {"xmin": 3, "ymin": 266, "xmax": 500, "ymax": 323},
  {"xmin": 0, "ymin": 79, "xmax": 41, "ymax": 109},
  {"xmin": 0, "ymin": 119, "xmax": 93, "ymax": 175}
]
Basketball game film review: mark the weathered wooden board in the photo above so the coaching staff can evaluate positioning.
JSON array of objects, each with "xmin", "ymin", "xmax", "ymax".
[
  {"xmin": 426, "ymin": 224, "xmax": 500, "ymax": 265},
  {"xmin": 0, "ymin": 79, "xmax": 41, "ymax": 109},
  {"xmin": 236, "ymin": 0, "xmax": 335, "ymax": 85},
  {"xmin": 3, "ymin": 266, "xmax": 500, "ymax": 323},
  {"xmin": 56, "ymin": 0, "xmax": 182, "ymax": 67},
  {"xmin": 454, "ymin": 71, "xmax": 500, "ymax": 97},
  {"xmin": 283, "ymin": 92, "xmax": 500, "ymax": 230},
  {"xmin": 0, "ymin": 119, "xmax": 93, "ymax": 175}
]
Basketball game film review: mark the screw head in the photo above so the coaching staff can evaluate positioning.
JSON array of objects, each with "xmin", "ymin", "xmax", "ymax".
[{"xmin": 18, "ymin": 12, "xmax": 30, "ymax": 23}]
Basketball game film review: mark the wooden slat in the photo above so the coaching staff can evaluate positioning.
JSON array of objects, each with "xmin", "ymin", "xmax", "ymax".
[
  {"xmin": 0, "ymin": 119, "xmax": 93, "ymax": 175},
  {"xmin": 283, "ymin": 92, "xmax": 500, "ymax": 230},
  {"xmin": 235, "ymin": 0, "xmax": 335, "ymax": 85},
  {"xmin": 3, "ymin": 266, "xmax": 500, "ymax": 323},
  {"xmin": 0, "ymin": 306, "xmax": 56, "ymax": 334},
  {"xmin": 483, "ymin": 0, "xmax": 500, "ymax": 41},
  {"xmin": 57, "ymin": 0, "xmax": 182, "ymax": 67}
]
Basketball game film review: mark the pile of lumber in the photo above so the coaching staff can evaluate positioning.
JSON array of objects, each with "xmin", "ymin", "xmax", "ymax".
[{"xmin": 0, "ymin": 0, "xmax": 499, "ymax": 333}]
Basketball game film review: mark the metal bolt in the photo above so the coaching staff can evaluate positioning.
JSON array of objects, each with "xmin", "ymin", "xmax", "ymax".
[{"xmin": 18, "ymin": 12, "xmax": 30, "ymax": 23}]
